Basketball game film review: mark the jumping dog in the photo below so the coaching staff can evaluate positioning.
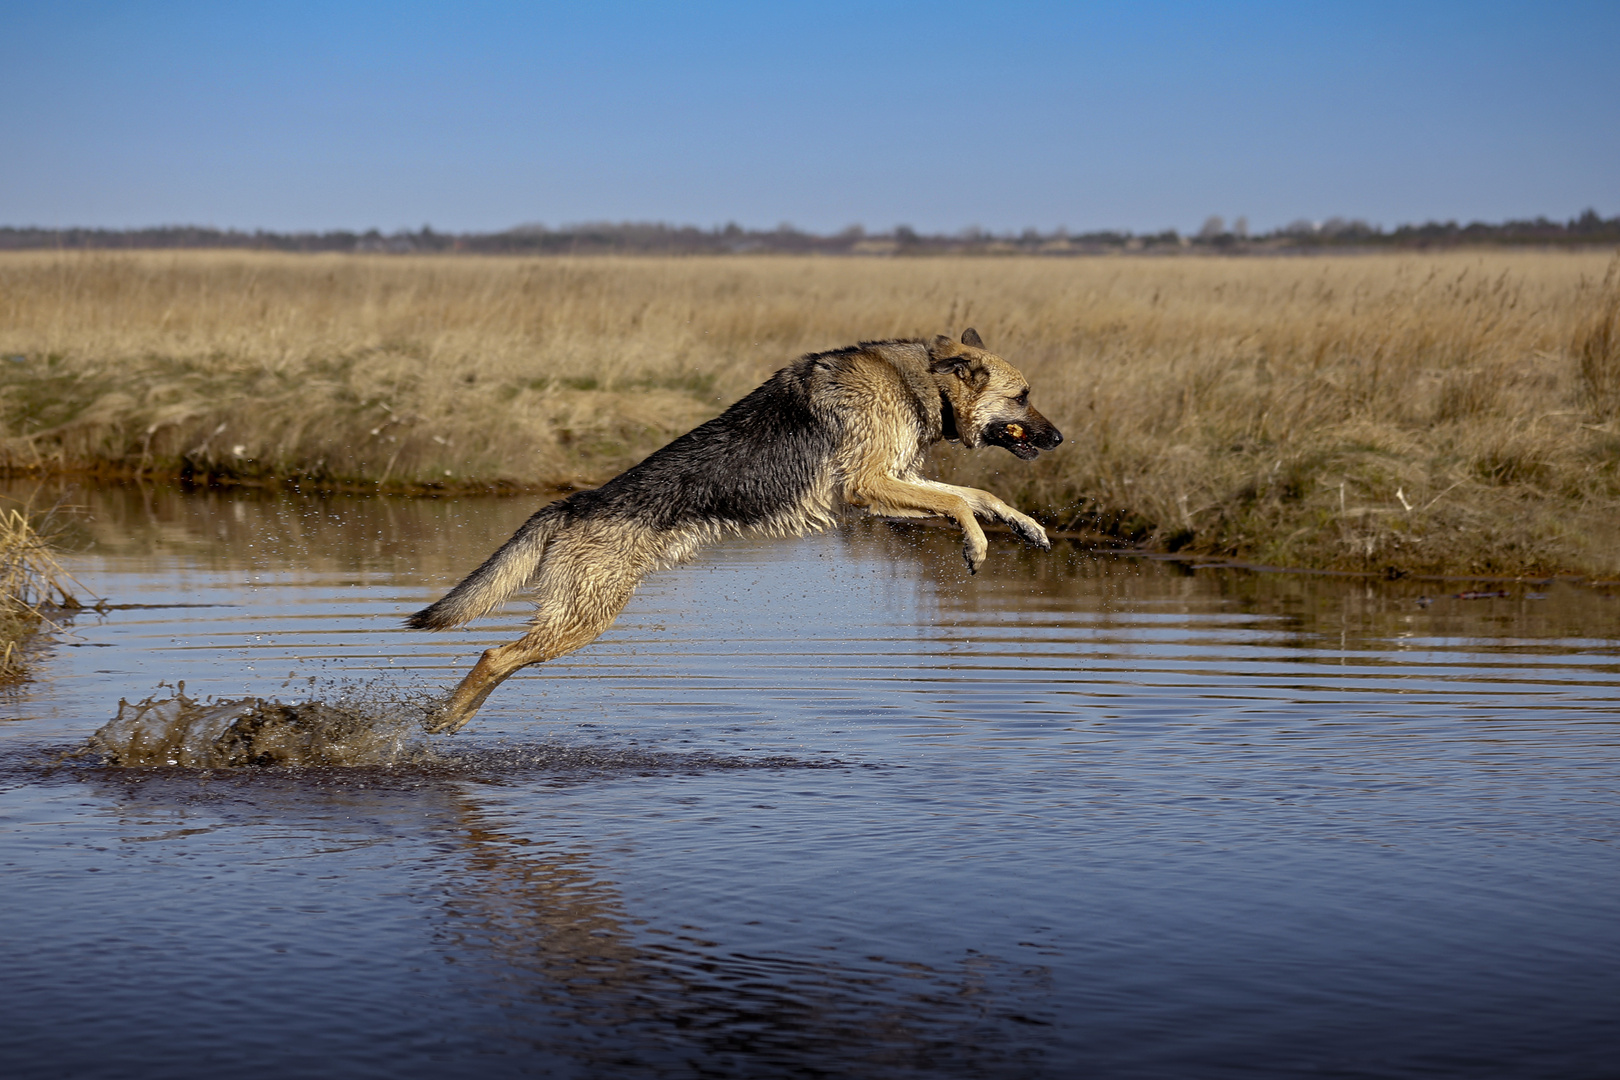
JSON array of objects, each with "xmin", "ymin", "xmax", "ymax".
[{"xmin": 408, "ymin": 329, "xmax": 1062, "ymax": 730}]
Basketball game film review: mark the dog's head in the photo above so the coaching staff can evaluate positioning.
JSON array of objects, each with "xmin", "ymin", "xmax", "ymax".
[{"xmin": 928, "ymin": 328, "xmax": 1063, "ymax": 460}]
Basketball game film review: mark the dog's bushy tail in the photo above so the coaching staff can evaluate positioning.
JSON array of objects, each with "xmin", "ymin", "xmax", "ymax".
[{"xmin": 405, "ymin": 504, "xmax": 566, "ymax": 630}]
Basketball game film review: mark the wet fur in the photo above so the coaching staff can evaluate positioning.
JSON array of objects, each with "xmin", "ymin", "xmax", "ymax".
[{"xmin": 409, "ymin": 329, "xmax": 1063, "ymax": 731}]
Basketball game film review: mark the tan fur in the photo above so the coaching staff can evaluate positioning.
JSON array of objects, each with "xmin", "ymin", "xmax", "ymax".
[{"xmin": 832, "ymin": 338, "xmax": 1055, "ymax": 572}]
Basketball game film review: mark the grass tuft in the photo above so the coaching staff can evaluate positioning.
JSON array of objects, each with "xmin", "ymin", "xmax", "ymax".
[
  {"xmin": 1574, "ymin": 260, "xmax": 1620, "ymax": 421},
  {"xmin": 0, "ymin": 500, "xmax": 81, "ymax": 680}
]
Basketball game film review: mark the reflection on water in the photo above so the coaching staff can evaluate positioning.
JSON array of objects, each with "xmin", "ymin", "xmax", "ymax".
[
  {"xmin": 440, "ymin": 785, "xmax": 1053, "ymax": 1076},
  {"xmin": 0, "ymin": 481, "xmax": 1618, "ymax": 1078},
  {"xmin": 19, "ymin": 755, "xmax": 1047, "ymax": 1077}
]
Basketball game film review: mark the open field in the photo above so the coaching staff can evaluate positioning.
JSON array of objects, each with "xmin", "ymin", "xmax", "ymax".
[{"xmin": 1, "ymin": 249, "xmax": 1617, "ymax": 578}]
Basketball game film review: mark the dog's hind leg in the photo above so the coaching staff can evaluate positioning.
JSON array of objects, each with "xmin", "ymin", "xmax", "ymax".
[
  {"xmin": 428, "ymin": 617, "xmax": 617, "ymax": 733},
  {"xmin": 425, "ymin": 528, "xmax": 656, "ymax": 733}
]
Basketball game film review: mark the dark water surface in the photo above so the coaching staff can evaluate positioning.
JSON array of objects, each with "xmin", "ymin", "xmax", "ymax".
[{"xmin": 2, "ymin": 484, "xmax": 1617, "ymax": 1078}]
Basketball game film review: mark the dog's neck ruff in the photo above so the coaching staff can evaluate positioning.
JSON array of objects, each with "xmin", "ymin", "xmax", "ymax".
[{"xmin": 873, "ymin": 341, "xmax": 947, "ymax": 442}]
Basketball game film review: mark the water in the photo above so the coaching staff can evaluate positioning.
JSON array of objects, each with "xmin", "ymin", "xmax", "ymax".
[{"xmin": 2, "ymin": 483, "xmax": 1618, "ymax": 1078}]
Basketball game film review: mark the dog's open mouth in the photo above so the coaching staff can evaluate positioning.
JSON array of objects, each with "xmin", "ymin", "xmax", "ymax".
[{"xmin": 984, "ymin": 421, "xmax": 1043, "ymax": 460}]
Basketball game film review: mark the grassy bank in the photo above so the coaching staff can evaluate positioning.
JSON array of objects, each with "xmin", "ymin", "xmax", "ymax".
[{"xmin": 1, "ymin": 250, "xmax": 1617, "ymax": 578}]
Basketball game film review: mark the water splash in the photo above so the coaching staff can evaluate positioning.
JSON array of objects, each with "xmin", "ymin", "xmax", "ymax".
[{"xmin": 85, "ymin": 684, "xmax": 437, "ymax": 767}]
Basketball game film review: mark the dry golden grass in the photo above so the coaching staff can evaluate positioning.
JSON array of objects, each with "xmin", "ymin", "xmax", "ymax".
[
  {"xmin": 0, "ymin": 500, "xmax": 81, "ymax": 680},
  {"xmin": 1, "ymin": 249, "xmax": 1617, "ymax": 577}
]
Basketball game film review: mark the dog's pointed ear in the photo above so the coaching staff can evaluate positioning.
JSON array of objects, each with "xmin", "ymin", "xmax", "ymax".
[
  {"xmin": 928, "ymin": 334, "xmax": 963, "ymax": 372},
  {"xmin": 960, "ymin": 327, "xmax": 985, "ymax": 350},
  {"xmin": 928, "ymin": 335, "xmax": 971, "ymax": 375}
]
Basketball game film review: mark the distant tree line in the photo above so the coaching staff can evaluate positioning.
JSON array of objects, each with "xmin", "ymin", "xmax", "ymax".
[{"xmin": 1, "ymin": 210, "xmax": 1615, "ymax": 255}]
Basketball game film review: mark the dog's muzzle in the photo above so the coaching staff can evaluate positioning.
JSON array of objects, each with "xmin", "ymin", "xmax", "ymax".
[{"xmin": 984, "ymin": 414, "xmax": 1063, "ymax": 460}]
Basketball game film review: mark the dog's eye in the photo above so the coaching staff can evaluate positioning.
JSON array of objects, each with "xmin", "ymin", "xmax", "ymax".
[{"xmin": 1014, "ymin": 390, "xmax": 1029, "ymax": 406}]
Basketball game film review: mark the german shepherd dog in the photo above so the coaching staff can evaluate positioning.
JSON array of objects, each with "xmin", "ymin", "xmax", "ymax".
[{"xmin": 408, "ymin": 329, "xmax": 1062, "ymax": 731}]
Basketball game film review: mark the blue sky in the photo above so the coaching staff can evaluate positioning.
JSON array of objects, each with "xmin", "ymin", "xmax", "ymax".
[{"xmin": 2, "ymin": 1, "xmax": 1616, "ymax": 235}]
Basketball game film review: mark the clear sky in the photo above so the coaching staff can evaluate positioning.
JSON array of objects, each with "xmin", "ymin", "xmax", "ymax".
[{"xmin": 2, "ymin": 1, "xmax": 1615, "ymax": 235}]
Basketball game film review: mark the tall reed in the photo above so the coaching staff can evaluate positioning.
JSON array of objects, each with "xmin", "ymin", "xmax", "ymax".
[{"xmin": 0, "ymin": 501, "xmax": 80, "ymax": 680}]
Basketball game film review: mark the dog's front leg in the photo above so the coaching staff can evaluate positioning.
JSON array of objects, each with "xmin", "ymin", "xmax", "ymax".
[
  {"xmin": 847, "ymin": 473, "xmax": 990, "ymax": 573},
  {"xmin": 917, "ymin": 480, "xmax": 1051, "ymax": 550}
]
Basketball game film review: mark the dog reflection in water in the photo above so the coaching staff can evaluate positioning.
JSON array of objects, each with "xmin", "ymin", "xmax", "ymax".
[{"xmin": 408, "ymin": 329, "xmax": 1063, "ymax": 732}]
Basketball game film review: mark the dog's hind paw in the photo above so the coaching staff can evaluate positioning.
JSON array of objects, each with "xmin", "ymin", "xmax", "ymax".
[{"xmin": 422, "ymin": 705, "xmax": 466, "ymax": 735}]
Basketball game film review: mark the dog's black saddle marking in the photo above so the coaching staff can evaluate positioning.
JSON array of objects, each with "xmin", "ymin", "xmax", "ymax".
[{"xmin": 563, "ymin": 358, "xmax": 838, "ymax": 531}]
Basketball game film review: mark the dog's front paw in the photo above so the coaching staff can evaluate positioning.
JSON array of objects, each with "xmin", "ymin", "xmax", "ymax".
[
  {"xmin": 963, "ymin": 536, "xmax": 988, "ymax": 575},
  {"xmin": 1010, "ymin": 514, "xmax": 1051, "ymax": 550}
]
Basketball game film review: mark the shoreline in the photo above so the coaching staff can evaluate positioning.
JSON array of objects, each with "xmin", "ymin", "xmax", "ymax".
[{"xmin": 9, "ymin": 466, "xmax": 1617, "ymax": 589}]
